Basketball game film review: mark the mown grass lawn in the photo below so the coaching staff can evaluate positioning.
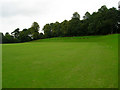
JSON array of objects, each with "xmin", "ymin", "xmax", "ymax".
[{"xmin": 2, "ymin": 34, "xmax": 118, "ymax": 88}]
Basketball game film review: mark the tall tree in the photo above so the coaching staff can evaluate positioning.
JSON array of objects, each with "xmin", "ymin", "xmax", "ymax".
[
  {"xmin": 83, "ymin": 12, "xmax": 91, "ymax": 19},
  {"xmin": 67, "ymin": 12, "xmax": 81, "ymax": 36},
  {"xmin": 28, "ymin": 22, "xmax": 40, "ymax": 40},
  {"xmin": 51, "ymin": 22, "xmax": 61, "ymax": 37},
  {"xmin": 60, "ymin": 20, "xmax": 69, "ymax": 36},
  {"xmin": 43, "ymin": 24, "xmax": 52, "ymax": 38},
  {"xmin": 72, "ymin": 12, "xmax": 80, "ymax": 20}
]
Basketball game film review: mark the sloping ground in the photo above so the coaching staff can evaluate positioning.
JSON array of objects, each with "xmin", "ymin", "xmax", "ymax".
[{"xmin": 2, "ymin": 34, "xmax": 118, "ymax": 88}]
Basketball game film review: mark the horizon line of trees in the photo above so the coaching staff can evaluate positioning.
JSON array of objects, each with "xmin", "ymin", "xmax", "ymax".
[{"xmin": 0, "ymin": 5, "xmax": 120, "ymax": 43}]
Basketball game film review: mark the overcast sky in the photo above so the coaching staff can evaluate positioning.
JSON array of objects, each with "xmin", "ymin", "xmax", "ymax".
[{"xmin": 0, "ymin": 0, "xmax": 119, "ymax": 34}]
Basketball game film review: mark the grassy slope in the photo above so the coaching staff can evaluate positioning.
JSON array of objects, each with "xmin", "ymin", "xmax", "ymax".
[{"xmin": 2, "ymin": 34, "xmax": 118, "ymax": 88}]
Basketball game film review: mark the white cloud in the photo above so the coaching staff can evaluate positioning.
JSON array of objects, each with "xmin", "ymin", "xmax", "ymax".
[{"xmin": 0, "ymin": 0, "xmax": 119, "ymax": 34}]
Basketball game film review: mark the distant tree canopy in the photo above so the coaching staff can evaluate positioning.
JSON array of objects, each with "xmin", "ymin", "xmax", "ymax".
[
  {"xmin": 43, "ymin": 6, "xmax": 119, "ymax": 38},
  {"xmin": 28, "ymin": 22, "xmax": 40, "ymax": 40},
  {"xmin": 1, "ymin": 5, "xmax": 120, "ymax": 43},
  {"xmin": 83, "ymin": 12, "xmax": 91, "ymax": 20},
  {"xmin": 72, "ymin": 12, "xmax": 80, "ymax": 20},
  {"xmin": 2, "ymin": 22, "xmax": 42, "ymax": 43}
]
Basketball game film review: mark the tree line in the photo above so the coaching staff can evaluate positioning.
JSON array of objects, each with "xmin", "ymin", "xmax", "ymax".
[{"xmin": 0, "ymin": 5, "xmax": 120, "ymax": 43}]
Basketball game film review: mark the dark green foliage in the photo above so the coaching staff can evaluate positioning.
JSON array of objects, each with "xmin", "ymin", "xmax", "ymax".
[
  {"xmin": 3, "ymin": 32, "xmax": 20, "ymax": 43},
  {"xmin": 39, "ymin": 33, "xmax": 44, "ymax": 39},
  {"xmin": 2, "ymin": 5, "xmax": 120, "ymax": 43},
  {"xmin": 51, "ymin": 22, "xmax": 61, "ymax": 37},
  {"xmin": 43, "ymin": 24, "xmax": 52, "ymax": 38},
  {"xmin": 60, "ymin": 20, "xmax": 69, "ymax": 36},
  {"xmin": 11, "ymin": 28, "xmax": 20, "ymax": 38},
  {"xmin": 87, "ymin": 6, "xmax": 119, "ymax": 35},
  {"xmin": 0, "ymin": 32, "xmax": 3, "ymax": 44},
  {"xmin": 43, "ymin": 5, "xmax": 119, "ymax": 38},
  {"xmin": 28, "ymin": 22, "xmax": 40, "ymax": 40},
  {"xmin": 72, "ymin": 12, "xmax": 80, "ymax": 20},
  {"xmin": 2, "ymin": 22, "xmax": 42, "ymax": 43},
  {"xmin": 18, "ymin": 29, "xmax": 31, "ymax": 42},
  {"xmin": 67, "ymin": 18, "xmax": 81, "ymax": 36},
  {"xmin": 83, "ymin": 12, "xmax": 91, "ymax": 20}
]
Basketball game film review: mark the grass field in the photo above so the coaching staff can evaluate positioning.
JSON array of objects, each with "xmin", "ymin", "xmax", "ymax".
[{"xmin": 2, "ymin": 34, "xmax": 118, "ymax": 88}]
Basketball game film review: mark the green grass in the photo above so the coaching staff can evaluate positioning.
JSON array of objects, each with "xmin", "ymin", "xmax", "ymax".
[{"xmin": 2, "ymin": 34, "xmax": 118, "ymax": 88}]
